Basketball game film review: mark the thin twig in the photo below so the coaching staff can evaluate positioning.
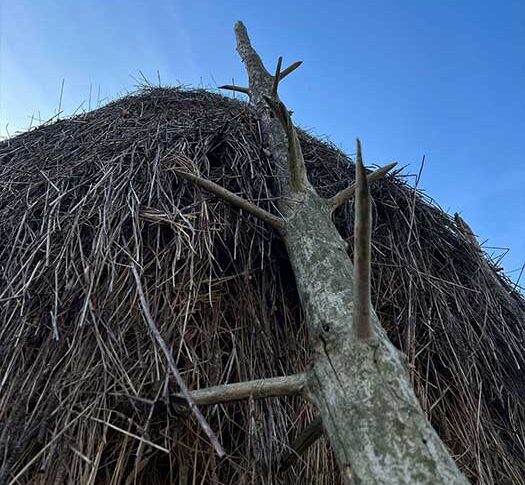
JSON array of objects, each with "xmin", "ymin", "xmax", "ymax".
[
  {"xmin": 328, "ymin": 162, "xmax": 397, "ymax": 212},
  {"xmin": 131, "ymin": 264, "xmax": 226, "ymax": 458},
  {"xmin": 353, "ymin": 139, "xmax": 373, "ymax": 341}
]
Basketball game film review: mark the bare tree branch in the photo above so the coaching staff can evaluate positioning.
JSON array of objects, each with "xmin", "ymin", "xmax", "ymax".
[
  {"xmin": 131, "ymin": 264, "xmax": 226, "ymax": 458},
  {"xmin": 280, "ymin": 417, "xmax": 323, "ymax": 471},
  {"xmin": 263, "ymin": 96, "xmax": 309, "ymax": 193},
  {"xmin": 271, "ymin": 58, "xmax": 302, "ymax": 97},
  {"xmin": 328, "ymin": 162, "xmax": 397, "ymax": 212},
  {"xmin": 174, "ymin": 169, "xmax": 285, "ymax": 231},
  {"xmin": 219, "ymin": 84, "xmax": 250, "ymax": 95},
  {"xmin": 271, "ymin": 56, "xmax": 283, "ymax": 97},
  {"xmin": 174, "ymin": 374, "xmax": 307, "ymax": 406},
  {"xmin": 279, "ymin": 61, "xmax": 303, "ymax": 81},
  {"xmin": 353, "ymin": 139, "xmax": 373, "ymax": 341}
]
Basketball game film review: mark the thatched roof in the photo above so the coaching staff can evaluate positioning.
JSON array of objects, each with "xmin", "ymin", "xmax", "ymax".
[{"xmin": 0, "ymin": 87, "xmax": 524, "ymax": 484}]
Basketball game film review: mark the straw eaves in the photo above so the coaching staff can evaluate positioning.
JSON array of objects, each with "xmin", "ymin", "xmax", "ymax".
[{"xmin": 0, "ymin": 87, "xmax": 524, "ymax": 484}]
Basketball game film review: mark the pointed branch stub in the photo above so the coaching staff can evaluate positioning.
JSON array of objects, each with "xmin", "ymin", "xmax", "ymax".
[
  {"xmin": 173, "ymin": 165, "xmax": 285, "ymax": 232},
  {"xmin": 353, "ymin": 139, "xmax": 373, "ymax": 341},
  {"xmin": 233, "ymin": 21, "xmax": 306, "ymax": 196},
  {"xmin": 279, "ymin": 61, "xmax": 303, "ymax": 81},
  {"xmin": 271, "ymin": 57, "xmax": 302, "ymax": 96},
  {"xmin": 174, "ymin": 374, "xmax": 307, "ymax": 406},
  {"xmin": 328, "ymin": 161, "xmax": 397, "ymax": 212},
  {"xmin": 272, "ymin": 56, "xmax": 283, "ymax": 96},
  {"xmin": 219, "ymin": 84, "xmax": 250, "ymax": 95},
  {"xmin": 263, "ymin": 96, "xmax": 309, "ymax": 193}
]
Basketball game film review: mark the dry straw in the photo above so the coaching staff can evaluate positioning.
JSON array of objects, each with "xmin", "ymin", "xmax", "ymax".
[{"xmin": 0, "ymin": 87, "xmax": 524, "ymax": 484}]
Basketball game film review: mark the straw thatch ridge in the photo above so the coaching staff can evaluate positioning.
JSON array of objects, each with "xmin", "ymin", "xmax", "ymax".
[{"xmin": 0, "ymin": 87, "xmax": 523, "ymax": 484}]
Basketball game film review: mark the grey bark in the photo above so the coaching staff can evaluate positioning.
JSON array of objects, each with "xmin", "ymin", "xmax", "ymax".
[
  {"xmin": 232, "ymin": 21, "xmax": 468, "ymax": 484},
  {"xmin": 174, "ymin": 374, "xmax": 307, "ymax": 406}
]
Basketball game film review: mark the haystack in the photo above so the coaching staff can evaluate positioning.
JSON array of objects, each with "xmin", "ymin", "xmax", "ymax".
[{"xmin": 0, "ymin": 87, "xmax": 523, "ymax": 484}]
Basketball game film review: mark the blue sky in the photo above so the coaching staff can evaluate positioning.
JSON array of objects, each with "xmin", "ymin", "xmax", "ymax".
[{"xmin": 1, "ymin": 0, "xmax": 524, "ymax": 282}]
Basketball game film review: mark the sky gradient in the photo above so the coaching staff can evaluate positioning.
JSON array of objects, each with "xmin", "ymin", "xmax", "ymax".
[{"xmin": 1, "ymin": 0, "xmax": 524, "ymax": 283}]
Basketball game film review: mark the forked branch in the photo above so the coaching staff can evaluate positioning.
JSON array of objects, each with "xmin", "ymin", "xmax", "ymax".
[
  {"xmin": 174, "ymin": 167, "xmax": 285, "ymax": 231},
  {"xmin": 328, "ymin": 161, "xmax": 397, "ymax": 212},
  {"xmin": 279, "ymin": 61, "xmax": 303, "ymax": 81},
  {"xmin": 233, "ymin": 21, "xmax": 302, "ymax": 104},
  {"xmin": 353, "ymin": 139, "xmax": 373, "ymax": 341},
  {"xmin": 234, "ymin": 20, "xmax": 307, "ymax": 197},
  {"xmin": 271, "ymin": 57, "xmax": 303, "ymax": 96}
]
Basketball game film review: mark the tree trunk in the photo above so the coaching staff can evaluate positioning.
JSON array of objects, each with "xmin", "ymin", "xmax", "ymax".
[
  {"xmin": 283, "ymin": 189, "xmax": 466, "ymax": 483},
  {"xmin": 232, "ymin": 21, "xmax": 468, "ymax": 484},
  {"xmin": 181, "ymin": 21, "xmax": 469, "ymax": 484}
]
